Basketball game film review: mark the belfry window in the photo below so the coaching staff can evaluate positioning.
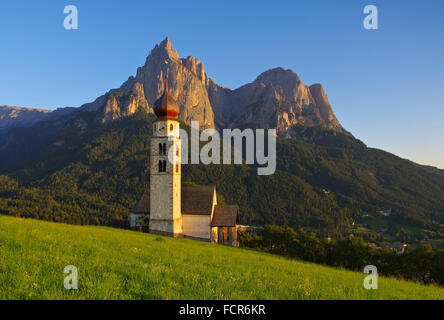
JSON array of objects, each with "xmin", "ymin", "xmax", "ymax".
[
  {"xmin": 159, "ymin": 143, "xmax": 167, "ymax": 155},
  {"xmin": 158, "ymin": 160, "xmax": 167, "ymax": 173}
]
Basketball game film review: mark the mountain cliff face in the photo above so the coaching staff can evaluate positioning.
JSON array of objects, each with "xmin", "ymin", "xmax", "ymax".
[
  {"xmin": 0, "ymin": 37, "xmax": 345, "ymax": 136},
  {"xmin": 81, "ymin": 38, "xmax": 215, "ymax": 129},
  {"xmin": 128, "ymin": 38, "xmax": 215, "ymax": 129},
  {"xmin": 208, "ymin": 68, "xmax": 344, "ymax": 135},
  {"xmin": 101, "ymin": 82, "xmax": 150, "ymax": 124}
]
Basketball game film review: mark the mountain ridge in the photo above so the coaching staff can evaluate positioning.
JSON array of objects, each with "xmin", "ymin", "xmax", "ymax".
[
  {"xmin": 0, "ymin": 37, "xmax": 346, "ymax": 136},
  {"xmin": 2, "ymin": 109, "xmax": 444, "ymax": 240},
  {"xmin": 0, "ymin": 105, "xmax": 75, "ymax": 133},
  {"xmin": 1, "ymin": 38, "xmax": 443, "ymax": 245}
]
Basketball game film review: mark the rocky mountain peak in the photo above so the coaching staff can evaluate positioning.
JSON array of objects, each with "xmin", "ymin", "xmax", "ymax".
[
  {"xmin": 148, "ymin": 36, "xmax": 180, "ymax": 61},
  {"xmin": 253, "ymin": 67, "xmax": 309, "ymax": 108},
  {"xmin": 160, "ymin": 36, "xmax": 172, "ymax": 49},
  {"xmin": 1, "ymin": 38, "xmax": 347, "ymax": 137},
  {"xmin": 209, "ymin": 65, "xmax": 346, "ymax": 135},
  {"xmin": 255, "ymin": 67, "xmax": 302, "ymax": 86},
  {"xmin": 128, "ymin": 37, "xmax": 215, "ymax": 129},
  {"xmin": 79, "ymin": 38, "xmax": 214, "ymax": 129},
  {"xmin": 67, "ymin": 38, "xmax": 345, "ymax": 134}
]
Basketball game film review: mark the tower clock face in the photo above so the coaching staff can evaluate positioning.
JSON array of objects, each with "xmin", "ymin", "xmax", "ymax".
[{"xmin": 157, "ymin": 123, "xmax": 166, "ymax": 135}]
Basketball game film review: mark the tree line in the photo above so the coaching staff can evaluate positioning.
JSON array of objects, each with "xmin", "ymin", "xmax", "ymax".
[{"xmin": 239, "ymin": 225, "xmax": 444, "ymax": 286}]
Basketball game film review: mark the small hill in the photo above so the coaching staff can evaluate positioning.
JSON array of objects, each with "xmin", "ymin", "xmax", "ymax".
[{"xmin": 0, "ymin": 215, "xmax": 443, "ymax": 300}]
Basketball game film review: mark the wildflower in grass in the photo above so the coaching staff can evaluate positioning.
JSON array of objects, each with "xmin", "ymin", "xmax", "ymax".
[{"xmin": 24, "ymin": 271, "xmax": 31, "ymax": 281}]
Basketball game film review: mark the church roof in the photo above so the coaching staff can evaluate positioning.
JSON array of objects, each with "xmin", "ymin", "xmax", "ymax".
[
  {"xmin": 153, "ymin": 75, "xmax": 180, "ymax": 120},
  {"xmin": 181, "ymin": 186, "xmax": 215, "ymax": 215},
  {"xmin": 131, "ymin": 185, "xmax": 216, "ymax": 216},
  {"xmin": 131, "ymin": 188, "xmax": 150, "ymax": 214},
  {"xmin": 153, "ymin": 91, "xmax": 180, "ymax": 120},
  {"xmin": 211, "ymin": 205, "xmax": 240, "ymax": 227}
]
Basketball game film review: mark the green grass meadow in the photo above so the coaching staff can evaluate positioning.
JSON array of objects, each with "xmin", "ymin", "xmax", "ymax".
[{"xmin": 0, "ymin": 215, "xmax": 443, "ymax": 300}]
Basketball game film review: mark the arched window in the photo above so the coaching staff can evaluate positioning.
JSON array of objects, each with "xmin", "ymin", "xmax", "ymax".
[
  {"xmin": 170, "ymin": 124, "xmax": 174, "ymax": 132},
  {"xmin": 158, "ymin": 160, "xmax": 167, "ymax": 172},
  {"xmin": 159, "ymin": 143, "xmax": 167, "ymax": 155},
  {"xmin": 176, "ymin": 164, "xmax": 179, "ymax": 173}
]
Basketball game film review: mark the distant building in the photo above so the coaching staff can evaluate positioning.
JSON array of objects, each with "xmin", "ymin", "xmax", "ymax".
[
  {"xmin": 399, "ymin": 243, "xmax": 408, "ymax": 254},
  {"xmin": 377, "ymin": 209, "xmax": 392, "ymax": 217},
  {"xmin": 131, "ymin": 76, "xmax": 240, "ymax": 246},
  {"xmin": 391, "ymin": 242, "xmax": 408, "ymax": 254}
]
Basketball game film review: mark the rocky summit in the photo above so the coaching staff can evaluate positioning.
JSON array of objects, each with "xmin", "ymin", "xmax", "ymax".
[
  {"xmin": 80, "ymin": 37, "xmax": 215, "ymax": 130},
  {"xmin": 208, "ymin": 68, "xmax": 345, "ymax": 135},
  {"xmin": 0, "ymin": 37, "xmax": 346, "ymax": 136}
]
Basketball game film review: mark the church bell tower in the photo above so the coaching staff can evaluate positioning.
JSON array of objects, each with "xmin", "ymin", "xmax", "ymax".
[{"xmin": 149, "ymin": 74, "xmax": 182, "ymax": 237}]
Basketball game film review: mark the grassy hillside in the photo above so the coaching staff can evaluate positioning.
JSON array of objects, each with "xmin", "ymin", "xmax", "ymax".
[{"xmin": 0, "ymin": 215, "xmax": 443, "ymax": 300}]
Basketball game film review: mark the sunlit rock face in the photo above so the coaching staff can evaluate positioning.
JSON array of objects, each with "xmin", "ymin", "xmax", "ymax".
[
  {"xmin": 120, "ymin": 37, "xmax": 215, "ymax": 130},
  {"xmin": 82, "ymin": 37, "xmax": 345, "ymax": 134},
  {"xmin": 208, "ymin": 68, "xmax": 345, "ymax": 136},
  {"xmin": 101, "ymin": 81, "xmax": 150, "ymax": 124},
  {"xmin": 2, "ymin": 37, "xmax": 347, "ymax": 136}
]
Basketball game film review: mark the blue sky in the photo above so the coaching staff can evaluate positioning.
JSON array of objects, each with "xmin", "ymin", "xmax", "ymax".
[{"xmin": 0, "ymin": 0, "xmax": 443, "ymax": 168}]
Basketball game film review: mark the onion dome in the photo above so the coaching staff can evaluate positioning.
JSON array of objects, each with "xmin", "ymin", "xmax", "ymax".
[{"xmin": 153, "ymin": 75, "xmax": 180, "ymax": 120}]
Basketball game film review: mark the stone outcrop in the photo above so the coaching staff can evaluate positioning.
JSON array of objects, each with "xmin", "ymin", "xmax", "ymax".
[{"xmin": 101, "ymin": 81, "xmax": 150, "ymax": 124}]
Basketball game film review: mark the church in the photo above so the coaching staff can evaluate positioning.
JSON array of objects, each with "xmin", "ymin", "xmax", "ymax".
[{"xmin": 130, "ymin": 76, "xmax": 240, "ymax": 246}]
